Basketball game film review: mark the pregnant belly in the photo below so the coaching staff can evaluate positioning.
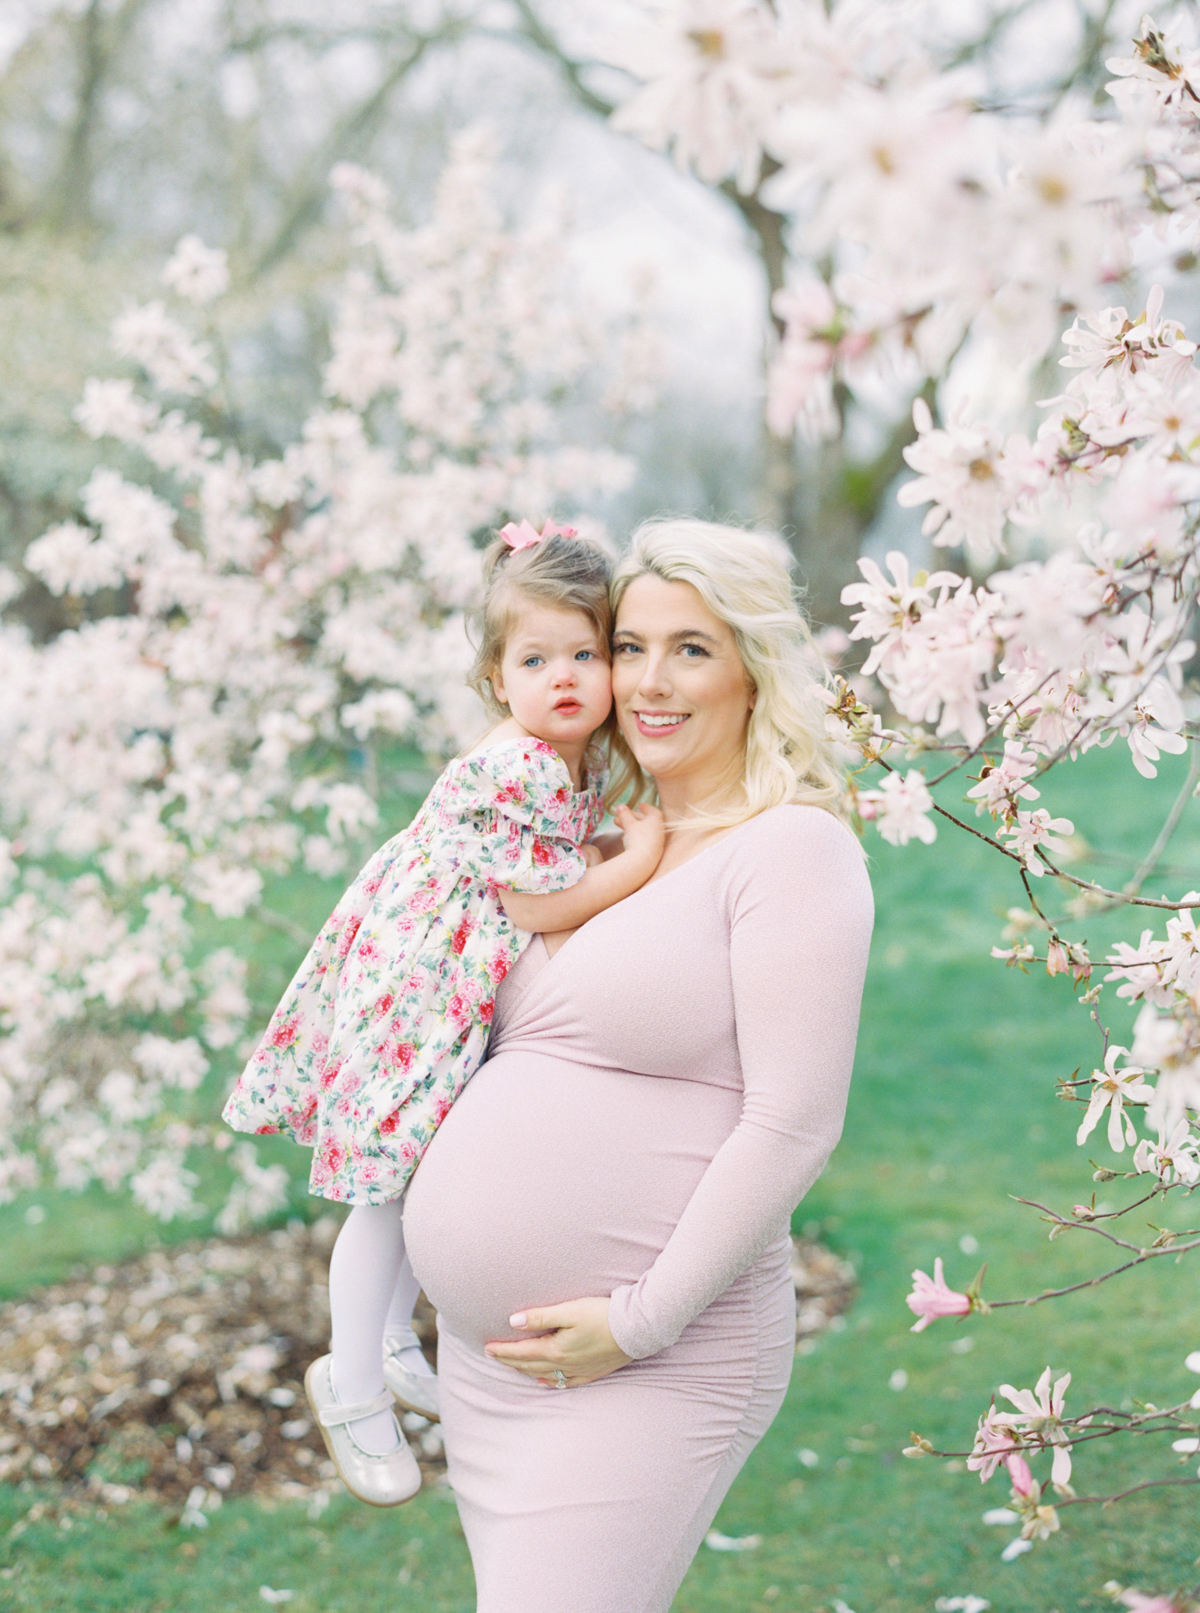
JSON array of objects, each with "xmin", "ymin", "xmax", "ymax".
[{"xmin": 402, "ymin": 1048, "xmax": 740, "ymax": 1351}]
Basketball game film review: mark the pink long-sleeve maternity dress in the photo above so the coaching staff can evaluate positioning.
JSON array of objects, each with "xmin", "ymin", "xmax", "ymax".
[{"xmin": 402, "ymin": 803, "xmax": 874, "ymax": 1613}]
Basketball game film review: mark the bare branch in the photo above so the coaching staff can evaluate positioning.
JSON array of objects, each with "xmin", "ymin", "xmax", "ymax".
[
  {"xmin": 506, "ymin": 0, "xmax": 618, "ymax": 118},
  {"xmin": 1121, "ymin": 741, "xmax": 1200, "ymax": 902},
  {"xmin": 986, "ymin": 1232, "xmax": 1200, "ymax": 1309},
  {"xmin": 251, "ymin": 27, "xmax": 462, "ymax": 276}
]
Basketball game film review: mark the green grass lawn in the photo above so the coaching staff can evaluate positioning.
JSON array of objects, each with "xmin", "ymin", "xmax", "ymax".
[{"xmin": 2, "ymin": 745, "xmax": 1198, "ymax": 1612}]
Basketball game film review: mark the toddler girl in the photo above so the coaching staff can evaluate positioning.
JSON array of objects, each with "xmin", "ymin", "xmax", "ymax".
[{"xmin": 222, "ymin": 520, "xmax": 664, "ymax": 1505}]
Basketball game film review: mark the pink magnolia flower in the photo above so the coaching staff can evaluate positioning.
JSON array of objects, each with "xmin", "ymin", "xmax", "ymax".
[
  {"xmin": 898, "ymin": 397, "xmax": 1020, "ymax": 559},
  {"xmin": 162, "ymin": 234, "xmax": 230, "ymax": 305},
  {"xmin": 906, "ymin": 1257, "xmax": 970, "ymax": 1331},
  {"xmin": 967, "ymin": 1413, "xmax": 1023, "ymax": 1483},
  {"xmin": 1005, "ymin": 1453, "xmax": 1038, "ymax": 1498},
  {"xmin": 1118, "ymin": 1593, "xmax": 1185, "ymax": 1613}
]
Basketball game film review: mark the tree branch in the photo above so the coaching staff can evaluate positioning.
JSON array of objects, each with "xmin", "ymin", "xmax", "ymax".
[
  {"xmin": 251, "ymin": 27, "xmax": 463, "ymax": 276},
  {"xmin": 1121, "ymin": 742, "xmax": 1200, "ymax": 902}
]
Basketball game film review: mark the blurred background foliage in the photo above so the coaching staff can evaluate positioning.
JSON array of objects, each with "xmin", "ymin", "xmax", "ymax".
[{"xmin": 0, "ymin": 0, "xmax": 1160, "ymax": 637}]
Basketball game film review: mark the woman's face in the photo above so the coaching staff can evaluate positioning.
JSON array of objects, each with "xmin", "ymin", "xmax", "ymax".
[{"xmin": 611, "ymin": 574, "xmax": 755, "ymax": 804}]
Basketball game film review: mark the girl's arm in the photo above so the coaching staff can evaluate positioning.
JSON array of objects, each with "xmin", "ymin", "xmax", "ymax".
[
  {"xmin": 497, "ymin": 804, "xmax": 663, "ymax": 932},
  {"xmin": 585, "ymin": 831, "xmax": 625, "ymax": 862}
]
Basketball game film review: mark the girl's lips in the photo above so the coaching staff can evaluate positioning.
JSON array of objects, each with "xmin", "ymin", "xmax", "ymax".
[
  {"xmin": 554, "ymin": 700, "xmax": 582, "ymax": 714},
  {"xmin": 632, "ymin": 711, "xmax": 689, "ymax": 737}
]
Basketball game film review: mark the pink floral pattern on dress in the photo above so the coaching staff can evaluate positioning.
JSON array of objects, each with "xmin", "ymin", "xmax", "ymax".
[{"xmin": 222, "ymin": 738, "xmax": 606, "ymax": 1204}]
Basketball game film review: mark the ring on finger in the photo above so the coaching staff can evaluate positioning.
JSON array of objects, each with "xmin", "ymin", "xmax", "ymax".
[{"xmin": 552, "ymin": 1369, "xmax": 567, "ymax": 1390}]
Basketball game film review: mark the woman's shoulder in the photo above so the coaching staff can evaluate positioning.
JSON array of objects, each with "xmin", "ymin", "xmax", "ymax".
[
  {"xmin": 732, "ymin": 801, "xmax": 865, "ymax": 862},
  {"xmin": 721, "ymin": 803, "xmax": 872, "ymax": 912}
]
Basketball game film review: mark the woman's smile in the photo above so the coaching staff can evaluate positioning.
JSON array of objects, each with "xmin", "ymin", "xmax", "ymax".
[
  {"xmin": 633, "ymin": 710, "xmax": 690, "ymax": 734},
  {"xmin": 612, "ymin": 574, "xmax": 755, "ymax": 813}
]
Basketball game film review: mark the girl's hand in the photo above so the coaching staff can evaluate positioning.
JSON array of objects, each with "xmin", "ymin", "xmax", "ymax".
[
  {"xmin": 613, "ymin": 802, "xmax": 665, "ymax": 871},
  {"xmin": 484, "ymin": 1297, "xmax": 632, "ymax": 1389}
]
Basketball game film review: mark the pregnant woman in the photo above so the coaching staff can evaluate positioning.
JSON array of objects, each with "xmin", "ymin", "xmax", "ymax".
[{"xmin": 403, "ymin": 517, "xmax": 874, "ymax": 1613}]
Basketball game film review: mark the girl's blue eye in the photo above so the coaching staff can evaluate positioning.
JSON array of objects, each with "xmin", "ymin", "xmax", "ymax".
[
  {"xmin": 575, "ymin": 649, "xmax": 596, "ymax": 661},
  {"xmin": 522, "ymin": 655, "xmax": 543, "ymax": 668}
]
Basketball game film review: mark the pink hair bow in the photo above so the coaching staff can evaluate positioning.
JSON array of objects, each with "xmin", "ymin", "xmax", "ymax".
[{"xmin": 498, "ymin": 518, "xmax": 579, "ymax": 550}]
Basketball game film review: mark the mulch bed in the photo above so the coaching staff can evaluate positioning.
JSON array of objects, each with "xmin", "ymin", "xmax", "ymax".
[{"xmin": 0, "ymin": 1220, "xmax": 855, "ymax": 1517}]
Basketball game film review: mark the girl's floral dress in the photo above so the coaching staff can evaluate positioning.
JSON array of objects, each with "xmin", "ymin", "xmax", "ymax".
[{"xmin": 222, "ymin": 737, "xmax": 607, "ymax": 1204}]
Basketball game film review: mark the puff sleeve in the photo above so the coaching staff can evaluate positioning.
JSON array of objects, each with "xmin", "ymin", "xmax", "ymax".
[{"xmin": 441, "ymin": 741, "xmax": 591, "ymax": 896}]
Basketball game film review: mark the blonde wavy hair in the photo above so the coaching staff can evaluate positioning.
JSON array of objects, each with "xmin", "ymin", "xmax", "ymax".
[{"xmin": 608, "ymin": 517, "xmax": 848, "ymax": 828}]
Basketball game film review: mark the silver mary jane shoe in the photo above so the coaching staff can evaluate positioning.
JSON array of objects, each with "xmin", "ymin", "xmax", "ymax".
[
  {"xmin": 304, "ymin": 1355, "xmax": 422, "ymax": 1507},
  {"xmin": 382, "ymin": 1329, "xmax": 441, "ymax": 1422}
]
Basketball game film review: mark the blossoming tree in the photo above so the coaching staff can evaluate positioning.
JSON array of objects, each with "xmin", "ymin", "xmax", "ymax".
[
  {"xmin": 539, "ymin": 1, "xmax": 1199, "ymax": 1598},
  {"xmin": 0, "ymin": 129, "xmax": 649, "ymax": 1234},
  {"xmin": 7, "ymin": 0, "xmax": 1200, "ymax": 1598}
]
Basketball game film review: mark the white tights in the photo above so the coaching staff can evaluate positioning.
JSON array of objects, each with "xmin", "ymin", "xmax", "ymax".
[{"xmin": 327, "ymin": 1199, "xmax": 433, "ymax": 1455}]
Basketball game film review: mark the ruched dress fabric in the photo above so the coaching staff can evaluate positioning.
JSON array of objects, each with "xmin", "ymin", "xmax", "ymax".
[{"xmin": 402, "ymin": 805, "xmax": 874, "ymax": 1613}]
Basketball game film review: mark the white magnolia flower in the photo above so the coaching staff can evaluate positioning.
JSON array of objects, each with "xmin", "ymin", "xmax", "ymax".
[
  {"xmin": 999, "ymin": 809, "xmax": 1075, "ymax": 877},
  {"xmin": 162, "ymin": 235, "xmax": 230, "ymax": 305},
  {"xmin": 965, "ymin": 741, "xmax": 1041, "ymax": 820},
  {"xmin": 112, "ymin": 300, "xmax": 217, "ymax": 394},
  {"xmin": 1132, "ymin": 1119, "xmax": 1200, "ymax": 1185},
  {"xmin": 129, "ymin": 1152, "xmax": 201, "ymax": 1221},
  {"xmin": 898, "ymin": 398, "xmax": 1018, "ymax": 559},
  {"xmin": 857, "ymin": 769, "xmax": 938, "ymax": 847},
  {"xmin": 74, "ymin": 377, "xmax": 160, "ymax": 443},
  {"xmin": 1076, "ymin": 1046, "xmax": 1154, "ymax": 1152},
  {"xmin": 990, "ymin": 1367, "xmax": 1075, "ymax": 1489},
  {"xmin": 604, "ymin": 0, "xmax": 782, "ymax": 191}
]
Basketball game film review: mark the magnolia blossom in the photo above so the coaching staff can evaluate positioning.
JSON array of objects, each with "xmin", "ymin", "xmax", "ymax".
[
  {"xmin": 162, "ymin": 235, "xmax": 230, "ymax": 305},
  {"xmin": 589, "ymin": 4, "xmax": 1200, "ymax": 1553},
  {"xmin": 857, "ymin": 769, "xmax": 938, "ymax": 847},
  {"xmin": 1186, "ymin": 1349, "xmax": 1200, "ymax": 1410},
  {"xmin": 1132, "ymin": 1118, "xmax": 1200, "ymax": 1185},
  {"xmin": 1060, "ymin": 283, "xmax": 1196, "ymax": 382},
  {"xmin": 965, "ymin": 742, "xmax": 1041, "ymax": 820},
  {"xmin": 767, "ymin": 278, "xmax": 873, "ymax": 440},
  {"xmin": 989, "ymin": 1368, "xmax": 1075, "ymax": 1490},
  {"xmin": 1076, "ymin": 1045, "xmax": 1154, "ymax": 1153},
  {"xmin": 967, "ymin": 1413, "xmax": 1023, "ymax": 1484},
  {"xmin": 1, "ymin": 136, "xmax": 656, "ymax": 1222},
  {"xmin": 906, "ymin": 1257, "xmax": 970, "ymax": 1331},
  {"xmin": 841, "ymin": 553, "xmax": 997, "ymax": 744},
  {"xmin": 112, "ymin": 300, "xmax": 217, "ymax": 395},
  {"xmin": 1005, "ymin": 1453, "xmax": 1038, "ymax": 1498},
  {"xmin": 1107, "ymin": 900, "xmax": 1200, "ymax": 1012},
  {"xmin": 604, "ymin": 0, "xmax": 782, "ymax": 191},
  {"xmin": 998, "ymin": 809, "xmax": 1075, "ymax": 877},
  {"xmin": 898, "ymin": 399, "xmax": 1025, "ymax": 559}
]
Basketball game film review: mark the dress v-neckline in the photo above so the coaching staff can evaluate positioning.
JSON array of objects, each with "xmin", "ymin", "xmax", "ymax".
[{"xmin": 530, "ymin": 808, "xmax": 789, "ymax": 976}]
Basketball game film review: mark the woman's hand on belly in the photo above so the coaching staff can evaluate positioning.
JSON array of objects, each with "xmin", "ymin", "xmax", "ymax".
[{"xmin": 484, "ymin": 1297, "xmax": 632, "ymax": 1388}]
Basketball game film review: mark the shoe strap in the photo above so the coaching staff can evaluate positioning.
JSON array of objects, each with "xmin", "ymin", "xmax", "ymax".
[
  {"xmin": 316, "ymin": 1388, "xmax": 395, "ymax": 1428},
  {"xmin": 384, "ymin": 1328, "xmax": 423, "ymax": 1352}
]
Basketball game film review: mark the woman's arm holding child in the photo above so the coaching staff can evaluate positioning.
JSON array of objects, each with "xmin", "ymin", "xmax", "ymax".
[{"xmin": 497, "ymin": 804, "xmax": 664, "ymax": 932}]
